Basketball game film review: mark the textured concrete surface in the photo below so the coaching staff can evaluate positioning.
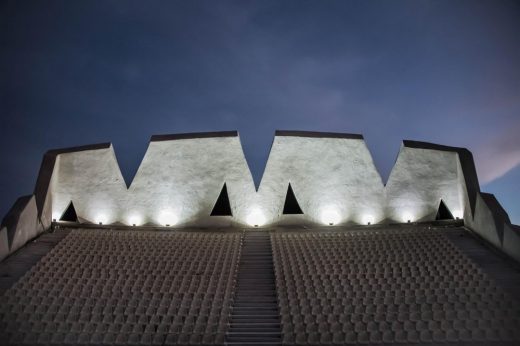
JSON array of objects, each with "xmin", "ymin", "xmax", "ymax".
[
  {"xmin": 386, "ymin": 145, "xmax": 463, "ymax": 222},
  {"xmin": 1, "ymin": 195, "xmax": 41, "ymax": 254},
  {"xmin": 1, "ymin": 130, "xmax": 518, "ymax": 264},
  {"xmin": 39, "ymin": 131, "xmax": 471, "ymax": 228},
  {"xmin": 128, "ymin": 133, "xmax": 256, "ymax": 227}
]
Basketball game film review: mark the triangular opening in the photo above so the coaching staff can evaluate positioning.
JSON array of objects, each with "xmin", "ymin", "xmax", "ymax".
[
  {"xmin": 436, "ymin": 200, "xmax": 454, "ymax": 220},
  {"xmin": 283, "ymin": 183, "xmax": 304, "ymax": 215},
  {"xmin": 112, "ymin": 140, "xmax": 149, "ymax": 188},
  {"xmin": 60, "ymin": 201, "xmax": 78, "ymax": 222},
  {"xmin": 210, "ymin": 183, "xmax": 233, "ymax": 216}
]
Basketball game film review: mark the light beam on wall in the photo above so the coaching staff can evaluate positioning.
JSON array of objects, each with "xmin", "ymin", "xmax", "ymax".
[
  {"xmin": 402, "ymin": 212, "xmax": 414, "ymax": 223},
  {"xmin": 157, "ymin": 210, "xmax": 178, "ymax": 226},
  {"xmin": 128, "ymin": 214, "xmax": 143, "ymax": 226},
  {"xmin": 452, "ymin": 209, "xmax": 463, "ymax": 219},
  {"xmin": 321, "ymin": 208, "xmax": 341, "ymax": 226},
  {"xmin": 362, "ymin": 214, "xmax": 374, "ymax": 225},
  {"xmin": 96, "ymin": 213, "xmax": 108, "ymax": 225},
  {"xmin": 246, "ymin": 209, "xmax": 266, "ymax": 227}
]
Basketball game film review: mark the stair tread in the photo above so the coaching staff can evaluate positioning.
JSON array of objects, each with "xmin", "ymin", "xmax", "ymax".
[{"xmin": 227, "ymin": 233, "xmax": 281, "ymax": 345}]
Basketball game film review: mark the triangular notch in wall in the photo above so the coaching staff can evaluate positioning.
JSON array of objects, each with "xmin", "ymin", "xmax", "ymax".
[
  {"xmin": 210, "ymin": 183, "xmax": 233, "ymax": 216},
  {"xmin": 436, "ymin": 200, "xmax": 454, "ymax": 220},
  {"xmin": 283, "ymin": 183, "xmax": 304, "ymax": 215},
  {"xmin": 60, "ymin": 201, "xmax": 79, "ymax": 222}
]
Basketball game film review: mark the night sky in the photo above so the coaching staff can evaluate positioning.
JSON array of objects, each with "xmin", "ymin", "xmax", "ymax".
[{"xmin": 1, "ymin": 0, "xmax": 519, "ymax": 223}]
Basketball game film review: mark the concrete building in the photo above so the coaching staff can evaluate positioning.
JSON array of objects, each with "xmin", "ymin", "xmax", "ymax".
[{"xmin": 0, "ymin": 131, "xmax": 519, "ymax": 345}]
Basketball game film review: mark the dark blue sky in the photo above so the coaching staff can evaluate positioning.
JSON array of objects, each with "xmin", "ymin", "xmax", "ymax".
[{"xmin": 1, "ymin": 0, "xmax": 519, "ymax": 223}]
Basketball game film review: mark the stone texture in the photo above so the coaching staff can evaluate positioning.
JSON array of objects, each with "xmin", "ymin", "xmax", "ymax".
[
  {"xmin": 0, "ymin": 130, "xmax": 513, "ymax": 264},
  {"xmin": 1, "ymin": 195, "xmax": 40, "ymax": 253},
  {"xmin": 37, "ymin": 131, "xmax": 473, "ymax": 228}
]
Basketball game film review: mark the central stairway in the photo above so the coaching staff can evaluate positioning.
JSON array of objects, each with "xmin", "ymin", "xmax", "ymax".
[{"xmin": 226, "ymin": 231, "xmax": 282, "ymax": 345}]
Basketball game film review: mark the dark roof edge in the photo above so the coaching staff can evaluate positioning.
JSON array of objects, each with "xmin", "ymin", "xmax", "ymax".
[
  {"xmin": 151, "ymin": 131, "xmax": 238, "ymax": 142},
  {"xmin": 45, "ymin": 142, "xmax": 112, "ymax": 156},
  {"xmin": 275, "ymin": 130, "xmax": 364, "ymax": 140},
  {"xmin": 402, "ymin": 140, "xmax": 465, "ymax": 152}
]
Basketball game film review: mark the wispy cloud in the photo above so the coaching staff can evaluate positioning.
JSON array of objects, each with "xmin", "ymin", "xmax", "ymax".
[{"xmin": 475, "ymin": 121, "xmax": 520, "ymax": 184}]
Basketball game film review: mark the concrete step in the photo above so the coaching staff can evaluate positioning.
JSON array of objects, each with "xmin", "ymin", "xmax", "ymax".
[{"xmin": 226, "ymin": 232, "xmax": 281, "ymax": 345}]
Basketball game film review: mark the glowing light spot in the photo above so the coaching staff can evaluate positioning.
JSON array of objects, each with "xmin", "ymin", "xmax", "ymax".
[
  {"xmin": 402, "ymin": 213, "xmax": 414, "ymax": 223},
  {"xmin": 246, "ymin": 209, "xmax": 266, "ymax": 227},
  {"xmin": 362, "ymin": 214, "xmax": 374, "ymax": 225},
  {"xmin": 157, "ymin": 210, "xmax": 178, "ymax": 226},
  {"xmin": 128, "ymin": 214, "xmax": 143, "ymax": 226},
  {"xmin": 96, "ymin": 214, "xmax": 108, "ymax": 225},
  {"xmin": 452, "ymin": 210, "xmax": 463, "ymax": 219},
  {"xmin": 321, "ymin": 208, "xmax": 341, "ymax": 225}
]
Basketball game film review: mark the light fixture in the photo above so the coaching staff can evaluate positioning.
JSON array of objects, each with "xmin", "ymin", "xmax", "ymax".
[
  {"xmin": 321, "ymin": 208, "xmax": 341, "ymax": 226},
  {"xmin": 362, "ymin": 214, "xmax": 374, "ymax": 226},
  {"xmin": 96, "ymin": 213, "xmax": 108, "ymax": 225},
  {"xmin": 452, "ymin": 210, "xmax": 463, "ymax": 220},
  {"xmin": 402, "ymin": 213, "xmax": 414, "ymax": 224},
  {"xmin": 157, "ymin": 210, "xmax": 178, "ymax": 227},
  {"xmin": 128, "ymin": 215, "xmax": 142, "ymax": 227},
  {"xmin": 247, "ymin": 209, "xmax": 265, "ymax": 227}
]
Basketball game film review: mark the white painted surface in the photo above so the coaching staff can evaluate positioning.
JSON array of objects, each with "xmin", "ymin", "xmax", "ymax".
[
  {"xmin": 8, "ymin": 196, "xmax": 40, "ymax": 253},
  {"xmin": 127, "ymin": 136, "xmax": 257, "ymax": 227},
  {"xmin": 386, "ymin": 145, "xmax": 463, "ymax": 223},
  {"xmin": 1, "ymin": 131, "xmax": 519, "ymax": 263},
  {"xmin": 51, "ymin": 146, "xmax": 128, "ymax": 225},
  {"xmin": 46, "ymin": 133, "xmax": 472, "ymax": 227},
  {"xmin": 257, "ymin": 135, "xmax": 385, "ymax": 226}
]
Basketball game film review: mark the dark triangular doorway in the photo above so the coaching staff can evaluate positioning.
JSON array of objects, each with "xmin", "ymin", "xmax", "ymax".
[
  {"xmin": 211, "ymin": 183, "xmax": 233, "ymax": 216},
  {"xmin": 283, "ymin": 183, "xmax": 303, "ymax": 214},
  {"xmin": 436, "ymin": 200, "xmax": 454, "ymax": 220},
  {"xmin": 60, "ymin": 201, "xmax": 78, "ymax": 222}
]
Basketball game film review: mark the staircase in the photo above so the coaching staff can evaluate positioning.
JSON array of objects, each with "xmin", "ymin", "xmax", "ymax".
[{"xmin": 226, "ymin": 231, "xmax": 282, "ymax": 345}]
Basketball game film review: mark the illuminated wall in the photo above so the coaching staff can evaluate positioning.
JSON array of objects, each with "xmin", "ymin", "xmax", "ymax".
[
  {"xmin": 1, "ymin": 130, "xmax": 519, "ymax": 262},
  {"xmin": 42, "ymin": 131, "xmax": 468, "ymax": 227}
]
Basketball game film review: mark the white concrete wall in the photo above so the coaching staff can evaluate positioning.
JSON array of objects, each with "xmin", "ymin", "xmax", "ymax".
[
  {"xmin": 126, "ymin": 135, "xmax": 257, "ymax": 227},
  {"xmin": 43, "ymin": 132, "xmax": 471, "ymax": 227},
  {"xmin": 256, "ymin": 134, "xmax": 385, "ymax": 226},
  {"xmin": 50, "ymin": 145, "xmax": 128, "ymax": 225},
  {"xmin": 1, "ymin": 195, "xmax": 42, "ymax": 256},
  {"xmin": 386, "ymin": 145, "xmax": 463, "ymax": 223},
  {"xmin": 1, "ymin": 130, "xmax": 519, "ymax": 263}
]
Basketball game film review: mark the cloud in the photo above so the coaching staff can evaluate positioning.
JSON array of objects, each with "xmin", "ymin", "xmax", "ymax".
[{"xmin": 475, "ymin": 122, "xmax": 520, "ymax": 184}]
